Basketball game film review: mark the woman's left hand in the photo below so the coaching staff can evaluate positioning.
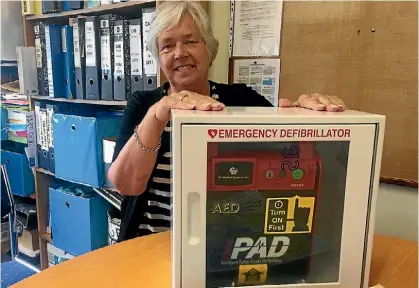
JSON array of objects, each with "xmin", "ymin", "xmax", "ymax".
[{"xmin": 279, "ymin": 93, "xmax": 345, "ymax": 112}]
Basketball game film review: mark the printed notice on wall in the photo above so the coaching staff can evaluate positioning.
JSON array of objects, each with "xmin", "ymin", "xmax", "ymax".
[
  {"xmin": 233, "ymin": 59, "xmax": 281, "ymax": 107},
  {"xmin": 232, "ymin": 0, "xmax": 283, "ymax": 56}
]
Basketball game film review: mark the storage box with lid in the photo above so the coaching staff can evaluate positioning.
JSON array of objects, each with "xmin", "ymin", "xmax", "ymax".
[{"xmin": 171, "ymin": 107, "xmax": 385, "ymax": 288}]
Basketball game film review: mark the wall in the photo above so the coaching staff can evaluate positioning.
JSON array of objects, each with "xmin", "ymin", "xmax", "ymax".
[
  {"xmin": 209, "ymin": 1, "xmax": 418, "ymax": 242},
  {"xmin": 208, "ymin": 1, "xmax": 230, "ymax": 83},
  {"xmin": 0, "ymin": 1, "xmax": 25, "ymax": 61},
  {"xmin": 278, "ymin": 1, "xmax": 418, "ymax": 183}
]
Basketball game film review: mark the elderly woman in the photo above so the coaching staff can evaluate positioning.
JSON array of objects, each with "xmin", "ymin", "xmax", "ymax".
[{"xmin": 109, "ymin": 1, "xmax": 345, "ymax": 242}]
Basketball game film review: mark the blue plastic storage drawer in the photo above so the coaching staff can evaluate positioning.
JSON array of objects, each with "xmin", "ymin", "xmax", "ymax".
[
  {"xmin": 49, "ymin": 185, "xmax": 111, "ymax": 256},
  {"xmin": 52, "ymin": 113, "xmax": 122, "ymax": 187},
  {"xmin": 1, "ymin": 149, "xmax": 35, "ymax": 197}
]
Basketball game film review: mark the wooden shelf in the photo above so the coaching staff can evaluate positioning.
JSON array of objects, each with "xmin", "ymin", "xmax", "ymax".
[
  {"xmin": 35, "ymin": 167, "xmax": 55, "ymax": 176},
  {"xmin": 41, "ymin": 232, "xmax": 52, "ymax": 243},
  {"xmin": 30, "ymin": 95, "xmax": 127, "ymax": 106},
  {"xmin": 26, "ymin": 1, "xmax": 155, "ymax": 21},
  {"xmin": 36, "ymin": 167, "xmax": 119, "ymax": 191}
]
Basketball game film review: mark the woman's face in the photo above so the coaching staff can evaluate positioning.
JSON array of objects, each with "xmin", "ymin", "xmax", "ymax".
[{"xmin": 158, "ymin": 14, "xmax": 210, "ymax": 89}]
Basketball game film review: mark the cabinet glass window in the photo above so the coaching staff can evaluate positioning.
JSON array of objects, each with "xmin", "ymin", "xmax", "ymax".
[{"xmin": 206, "ymin": 141, "xmax": 349, "ymax": 287}]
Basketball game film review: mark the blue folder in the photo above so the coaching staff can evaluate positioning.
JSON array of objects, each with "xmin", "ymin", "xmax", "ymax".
[
  {"xmin": 61, "ymin": 26, "xmax": 76, "ymax": 99},
  {"xmin": 45, "ymin": 24, "xmax": 65, "ymax": 98},
  {"xmin": 34, "ymin": 101, "xmax": 49, "ymax": 170},
  {"xmin": 62, "ymin": 1, "xmax": 83, "ymax": 11},
  {"xmin": 47, "ymin": 103, "xmax": 71, "ymax": 173}
]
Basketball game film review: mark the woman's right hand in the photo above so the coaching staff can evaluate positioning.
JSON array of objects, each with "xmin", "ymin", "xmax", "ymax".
[{"xmin": 154, "ymin": 91, "xmax": 225, "ymax": 124}]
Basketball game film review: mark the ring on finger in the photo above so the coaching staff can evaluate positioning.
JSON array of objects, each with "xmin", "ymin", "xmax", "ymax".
[{"xmin": 180, "ymin": 94, "xmax": 189, "ymax": 101}]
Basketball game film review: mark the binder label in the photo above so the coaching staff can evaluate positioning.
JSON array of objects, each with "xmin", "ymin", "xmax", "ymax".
[
  {"xmin": 114, "ymin": 25, "xmax": 124, "ymax": 77},
  {"xmin": 45, "ymin": 26, "xmax": 54, "ymax": 97},
  {"xmin": 40, "ymin": 109, "xmax": 48, "ymax": 151},
  {"xmin": 85, "ymin": 21, "xmax": 96, "ymax": 67},
  {"xmin": 34, "ymin": 104, "xmax": 41, "ymax": 146},
  {"xmin": 101, "ymin": 19, "xmax": 109, "ymax": 28},
  {"xmin": 143, "ymin": 12, "xmax": 157, "ymax": 75},
  {"xmin": 101, "ymin": 35, "xmax": 111, "ymax": 69},
  {"xmin": 61, "ymin": 27, "xmax": 67, "ymax": 53},
  {"xmin": 129, "ymin": 24, "xmax": 142, "ymax": 76},
  {"xmin": 25, "ymin": 111, "xmax": 36, "ymax": 167},
  {"xmin": 73, "ymin": 23, "xmax": 81, "ymax": 68},
  {"xmin": 101, "ymin": 20, "xmax": 111, "ymax": 70},
  {"xmin": 35, "ymin": 38, "xmax": 42, "ymax": 68},
  {"xmin": 26, "ymin": 111, "xmax": 35, "ymax": 147},
  {"xmin": 46, "ymin": 107, "xmax": 54, "ymax": 148}
]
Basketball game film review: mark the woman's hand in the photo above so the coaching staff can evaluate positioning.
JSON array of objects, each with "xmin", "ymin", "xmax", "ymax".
[
  {"xmin": 279, "ymin": 93, "xmax": 345, "ymax": 112},
  {"xmin": 154, "ymin": 91, "xmax": 225, "ymax": 124}
]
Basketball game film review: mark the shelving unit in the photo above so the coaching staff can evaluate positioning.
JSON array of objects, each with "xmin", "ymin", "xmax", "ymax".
[
  {"xmin": 22, "ymin": 0, "xmax": 209, "ymax": 271},
  {"xmin": 25, "ymin": 1, "xmax": 155, "ymax": 21},
  {"xmin": 40, "ymin": 232, "xmax": 51, "ymax": 243},
  {"xmin": 23, "ymin": 0, "xmax": 157, "ymax": 271},
  {"xmin": 34, "ymin": 167, "xmax": 54, "ymax": 176},
  {"xmin": 31, "ymin": 96, "xmax": 127, "ymax": 106}
]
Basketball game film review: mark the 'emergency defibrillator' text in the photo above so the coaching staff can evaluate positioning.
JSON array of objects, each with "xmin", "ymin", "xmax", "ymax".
[{"xmin": 214, "ymin": 128, "xmax": 351, "ymax": 139}]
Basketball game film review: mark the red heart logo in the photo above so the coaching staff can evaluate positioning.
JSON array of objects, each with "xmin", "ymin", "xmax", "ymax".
[{"xmin": 208, "ymin": 129, "xmax": 217, "ymax": 139}]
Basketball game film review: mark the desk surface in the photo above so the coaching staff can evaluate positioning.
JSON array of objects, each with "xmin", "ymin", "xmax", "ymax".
[{"xmin": 12, "ymin": 233, "xmax": 418, "ymax": 288}]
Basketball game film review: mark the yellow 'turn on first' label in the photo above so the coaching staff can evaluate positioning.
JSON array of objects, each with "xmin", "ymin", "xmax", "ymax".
[{"xmin": 264, "ymin": 196, "xmax": 315, "ymax": 234}]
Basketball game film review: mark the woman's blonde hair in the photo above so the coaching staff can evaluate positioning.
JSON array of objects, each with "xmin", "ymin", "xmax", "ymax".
[{"xmin": 146, "ymin": 1, "xmax": 219, "ymax": 66}]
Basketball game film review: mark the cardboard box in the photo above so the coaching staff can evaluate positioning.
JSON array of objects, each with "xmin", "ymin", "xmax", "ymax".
[
  {"xmin": 171, "ymin": 107, "xmax": 385, "ymax": 288},
  {"xmin": 18, "ymin": 228, "xmax": 39, "ymax": 251}
]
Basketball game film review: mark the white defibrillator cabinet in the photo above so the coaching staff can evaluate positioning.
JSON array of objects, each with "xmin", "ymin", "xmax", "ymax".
[{"xmin": 171, "ymin": 107, "xmax": 385, "ymax": 288}]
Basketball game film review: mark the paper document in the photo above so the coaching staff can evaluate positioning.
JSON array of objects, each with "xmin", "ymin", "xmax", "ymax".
[
  {"xmin": 233, "ymin": 59, "xmax": 281, "ymax": 107},
  {"xmin": 232, "ymin": 0, "xmax": 283, "ymax": 56}
]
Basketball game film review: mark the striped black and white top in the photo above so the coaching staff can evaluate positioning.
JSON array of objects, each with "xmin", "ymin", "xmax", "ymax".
[
  {"xmin": 137, "ymin": 134, "xmax": 173, "ymax": 235},
  {"xmin": 112, "ymin": 81, "xmax": 272, "ymax": 241}
]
